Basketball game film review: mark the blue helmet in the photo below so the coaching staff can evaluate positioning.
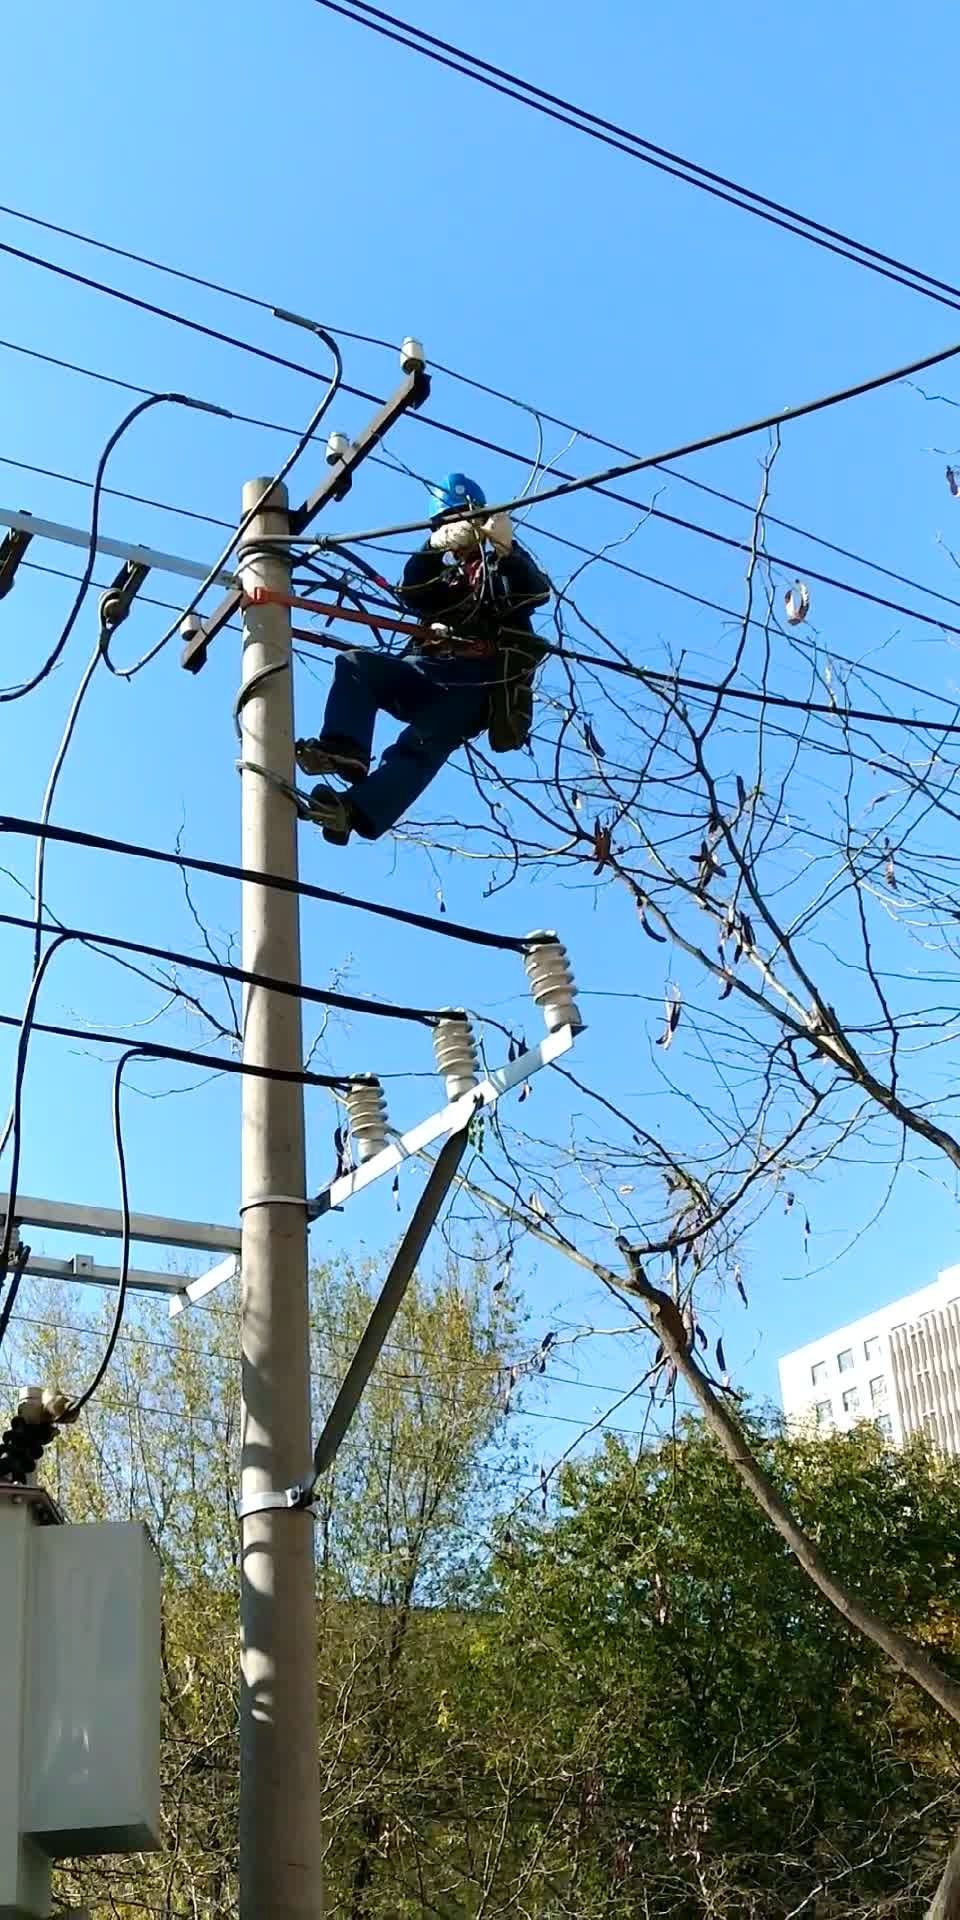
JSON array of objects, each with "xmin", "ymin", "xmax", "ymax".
[{"xmin": 427, "ymin": 471, "xmax": 486, "ymax": 517}]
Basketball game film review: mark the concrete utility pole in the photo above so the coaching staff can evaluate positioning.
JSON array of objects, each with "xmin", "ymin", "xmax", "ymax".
[{"xmin": 237, "ymin": 479, "xmax": 323, "ymax": 1920}]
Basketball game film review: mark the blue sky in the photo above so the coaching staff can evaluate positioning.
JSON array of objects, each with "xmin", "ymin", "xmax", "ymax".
[{"xmin": 3, "ymin": 0, "xmax": 960, "ymax": 1474}]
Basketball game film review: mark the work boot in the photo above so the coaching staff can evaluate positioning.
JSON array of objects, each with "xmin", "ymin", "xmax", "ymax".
[
  {"xmin": 295, "ymin": 734, "xmax": 369, "ymax": 781},
  {"xmin": 306, "ymin": 783, "xmax": 352, "ymax": 846}
]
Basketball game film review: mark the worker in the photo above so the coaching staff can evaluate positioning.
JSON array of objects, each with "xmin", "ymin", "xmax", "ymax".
[{"xmin": 296, "ymin": 473, "xmax": 552, "ymax": 845}]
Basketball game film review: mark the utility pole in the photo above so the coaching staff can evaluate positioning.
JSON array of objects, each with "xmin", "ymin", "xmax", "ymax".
[{"xmin": 237, "ymin": 479, "xmax": 322, "ymax": 1920}]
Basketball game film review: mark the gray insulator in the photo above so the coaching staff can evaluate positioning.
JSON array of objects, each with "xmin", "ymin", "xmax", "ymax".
[
  {"xmin": 400, "ymin": 335, "xmax": 426, "ymax": 372},
  {"xmin": 345, "ymin": 1074, "xmax": 389, "ymax": 1163},
  {"xmin": 433, "ymin": 1012, "xmax": 480, "ymax": 1099},
  {"xmin": 524, "ymin": 933, "xmax": 583, "ymax": 1034}
]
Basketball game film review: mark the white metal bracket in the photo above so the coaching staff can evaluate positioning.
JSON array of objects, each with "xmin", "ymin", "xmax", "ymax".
[{"xmin": 309, "ymin": 1024, "xmax": 576, "ymax": 1218}]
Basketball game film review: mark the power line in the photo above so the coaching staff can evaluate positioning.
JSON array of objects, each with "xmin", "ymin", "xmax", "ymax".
[
  {"xmin": 308, "ymin": 0, "xmax": 960, "ymax": 320},
  {"xmin": 0, "ymin": 450, "xmax": 233, "ymax": 531},
  {"xmin": 5, "ymin": 240, "xmax": 960, "ymax": 632},
  {"xmin": 9, "ymin": 1311, "xmax": 633, "ymax": 1403},
  {"xmin": 0, "ymin": 1007, "xmax": 349, "ymax": 1085},
  {"xmin": 0, "ymin": 816, "xmax": 532, "ymax": 952},
  {"xmin": 16, "ymin": 195, "xmax": 957, "ymax": 557},
  {"xmin": 101, "ymin": 324, "xmax": 345, "ymax": 680},
  {"xmin": 0, "ymin": 392, "xmax": 223, "ymax": 706},
  {"xmin": 6, "ymin": 220, "xmax": 957, "ymax": 619},
  {"xmin": 0, "ymin": 910, "xmax": 454, "ymax": 1027},
  {"xmin": 293, "ymin": 333, "xmax": 960, "ymax": 545},
  {"xmin": 14, "ymin": 496, "xmax": 960, "ymax": 729},
  {"xmin": 11, "ymin": 525, "xmax": 959, "ymax": 739}
]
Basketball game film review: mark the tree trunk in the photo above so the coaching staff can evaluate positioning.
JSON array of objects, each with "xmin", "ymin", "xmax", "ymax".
[
  {"xmin": 927, "ymin": 1833, "xmax": 960, "ymax": 1920},
  {"xmin": 623, "ymin": 1261, "xmax": 960, "ymax": 1729}
]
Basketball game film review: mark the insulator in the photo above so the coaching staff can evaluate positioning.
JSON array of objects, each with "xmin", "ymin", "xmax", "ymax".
[
  {"xmin": 524, "ymin": 933, "xmax": 583, "ymax": 1034},
  {"xmin": 434, "ymin": 1012, "xmax": 480, "ymax": 1099},
  {"xmin": 345, "ymin": 1075, "xmax": 390, "ymax": 1163},
  {"xmin": 400, "ymin": 335, "xmax": 426, "ymax": 373},
  {"xmin": 325, "ymin": 430, "xmax": 353, "ymax": 466},
  {"xmin": 0, "ymin": 1411, "xmax": 53, "ymax": 1485}
]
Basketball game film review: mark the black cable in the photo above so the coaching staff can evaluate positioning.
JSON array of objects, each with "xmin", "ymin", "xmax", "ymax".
[
  {"xmin": 548, "ymin": 641, "xmax": 960, "ymax": 734},
  {"xmin": 0, "ymin": 391, "xmax": 225, "ymax": 704},
  {"xmin": 0, "ymin": 932, "xmax": 73, "ymax": 1292},
  {"xmin": 295, "ymin": 334, "xmax": 960, "ymax": 547},
  {"xmin": 101, "ymin": 328, "xmax": 345, "ymax": 679},
  {"xmin": 3, "ymin": 220, "xmax": 959, "ymax": 620},
  {"xmin": 0, "ymin": 816, "xmax": 531, "ymax": 951},
  {"xmin": 310, "ymin": 0, "xmax": 960, "ymax": 318},
  {"xmin": 13, "ymin": 448, "xmax": 960, "ymax": 727},
  {"xmin": 5, "ymin": 319, "xmax": 960, "ymax": 633},
  {"xmin": 0, "ymin": 1238, "xmax": 30, "ymax": 1360},
  {"xmin": 0, "ymin": 451, "xmax": 233, "ymax": 530},
  {"xmin": 65, "ymin": 1048, "xmax": 138, "ymax": 1418},
  {"xmin": 0, "ymin": 1008, "xmax": 350, "ymax": 1085},
  {"xmin": 0, "ymin": 909, "xmax": 451, "ymax": 1027}
]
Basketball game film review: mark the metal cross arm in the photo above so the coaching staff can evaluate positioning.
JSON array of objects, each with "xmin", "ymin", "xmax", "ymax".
[
  {"xmin": 180, "ymin": 360, "xmax": 430, "ymax": 674},
  {"xmin": 310, "ymin": 1023, "xmax": 577, "ymax": 1219},
  {"xmin": 238, "ymin": 1127, "xmax": 468, "ymax": 1520}
]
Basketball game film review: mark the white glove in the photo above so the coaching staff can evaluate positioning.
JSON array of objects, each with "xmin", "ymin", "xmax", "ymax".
[
  {"xmin": 429, "ymin": 516, "xmax": 480, "ymax": 554},
  {"xmin": 482, "ymin": 511, "xmax": 514, "ymax": 556}
]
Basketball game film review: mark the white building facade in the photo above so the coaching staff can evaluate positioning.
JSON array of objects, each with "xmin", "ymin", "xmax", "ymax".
[{"xmin": 778, "ymin": 1264, "xmax": 960, "ymax": 1451}]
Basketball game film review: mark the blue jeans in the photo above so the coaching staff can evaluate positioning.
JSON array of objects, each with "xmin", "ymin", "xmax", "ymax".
[{"xmin": 321, "ymin": 648, "xmax": 493, "ymax": 838}]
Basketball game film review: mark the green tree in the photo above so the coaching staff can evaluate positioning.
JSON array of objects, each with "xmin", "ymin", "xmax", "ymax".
[
  {"xmin": 2, "ymin": 1251, "xmax": 522, "ymax": 1918},
  {"xmin": 464, "ymin": 1418, "xmax": 960, "ymax": 1917}
]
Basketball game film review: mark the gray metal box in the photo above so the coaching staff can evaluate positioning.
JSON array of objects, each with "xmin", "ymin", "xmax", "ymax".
[{"xmin": 23, "ymin": 1523, "xmax": 160, "ymax": 1857}]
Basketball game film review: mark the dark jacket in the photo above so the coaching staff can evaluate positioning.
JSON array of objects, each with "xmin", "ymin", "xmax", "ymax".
[{"xmin": 398, "ymin": 540, "xmax": 552, "ymax": 752}]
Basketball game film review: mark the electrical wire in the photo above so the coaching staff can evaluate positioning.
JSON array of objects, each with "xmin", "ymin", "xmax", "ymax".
[
  {"xmin": 0, "ymin": 909, "xmax": 458, "ymax": 1027},
  {"xmin": 3, "ymin": 217, "xmax": 959, "ymax": 621},
  {"xmin": 289, "ymin": 333, "xmax": 960, "ymax": 546},
  {"xmin": 308, "ymin": 0, "xmax": 960, "ymax": 318},
  {"xmin": 0, "ymin": 1239, "xmax": 30, "ymax": 1359},
  {"xmin": 0, "ymin": 1010, "xmax": 350, "ymax": 1084},
  {"xmin": 0, "ymin": 391, "xmax": 224, "ymax": 704},
  {"xmin": 0, "ymin": 815, "xmax": 532, "ymax": 951},
  {"xmin": 5, "ymin": 319, "xmax": 960, "ymax": 633},
  {"xmin": 12, "ymin": 444, "xmax": 960, "ymax": 727},
  {"xmin": 63, "ymin": 1047, "xmax": 140, "ymax": 1416},
  {"xmin": 100, "ymin": 326, "xmax": 344, "ymax": 679},
  {"xmin": 0, "ymin": 450, "xmax": 233, "ymax": 531}
]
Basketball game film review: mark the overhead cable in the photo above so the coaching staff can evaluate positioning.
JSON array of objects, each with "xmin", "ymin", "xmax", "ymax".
[
  {"xmin": 292, "ymin": 334, "xmax": 960, "ymax": 546},
  {"xmin": 0, "ymin": 815, "xmax": 531, "ymax": 951},
  {"xmin": 3, "ymin": 210, "xmax": 960, "ymax": 615},
  {"xmin": 0, "ymin": 910, "xmax": 452, "ymax": 1027},
  {"xmin": 0, "ymin": 391, "xmax": 225, "ymax": 705},
  {"xmin": 309, "ymin": 0, "xmax": 960, "ymax": 318},
  {"xmin": 4, "ymin": 306, "xmax": 960, "ymax": 630},
  {"xmin": 100, "ymin": 329, "xmax": 344, "ymax": 679}
]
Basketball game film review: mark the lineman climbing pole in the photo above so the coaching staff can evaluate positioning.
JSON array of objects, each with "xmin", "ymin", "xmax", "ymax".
[{"xmin": 235, "ymin": 481, "xmax": 321, "ymax": 1920}]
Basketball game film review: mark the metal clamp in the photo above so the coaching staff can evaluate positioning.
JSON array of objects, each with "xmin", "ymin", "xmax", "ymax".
[
  {"xmin": 238, "ymin": 1194, "xmax": 309, "ymax": 1214},
  {"xmin": 238, "ymin": 1483, "xmax": 314, "ymax": 1520}
]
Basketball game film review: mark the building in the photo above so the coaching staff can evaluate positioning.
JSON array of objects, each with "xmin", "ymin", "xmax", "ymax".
[{"xmin": 778, "ymin": 1264, "xmax": 960, "ymax": 1451}]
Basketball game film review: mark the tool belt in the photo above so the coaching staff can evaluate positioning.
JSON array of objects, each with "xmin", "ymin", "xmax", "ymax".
[{"xmin": 487, "ymin": 634, "xmax": 549, "ymax": 755}]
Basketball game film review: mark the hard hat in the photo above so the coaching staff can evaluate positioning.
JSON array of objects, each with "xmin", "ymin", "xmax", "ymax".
[{"xmin": 427, "ymin": 471, "xmax": 486, "ymax": 517}]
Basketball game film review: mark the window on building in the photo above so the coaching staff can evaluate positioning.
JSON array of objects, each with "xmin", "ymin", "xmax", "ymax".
[
  {"xmin": 813, "ymin": 1400, "xmax": 833, "ymax": 1428},
  {"xmin": 811, "ymin": 1359, "xmax": 828, "ymax": 1387},
  {"xmin": 869, "ymin": 1375, "xmax": 887, "ymax": 1408},
  {"xmin": 876, "ymin": 1413, "xmax": 893, "ymax": 1440},
  {"xmin": 837, "ymin": 1348, "xmax": 855, "ymax": 1374},
  {"xmin": 864, "ymin": 1335, "xmax": 881, "ymax": 1362},
  {"xmin": 842, "ymin": 1386, "xmax": 861, "ymax": 1415}
]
